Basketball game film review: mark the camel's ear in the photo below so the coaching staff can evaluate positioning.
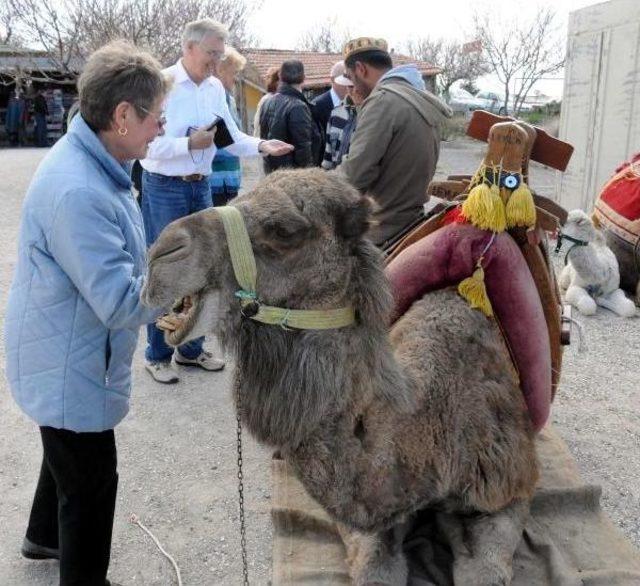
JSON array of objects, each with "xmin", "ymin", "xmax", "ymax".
[{"xmin": 337, "ymin": 196, "xmax": 373, "ymax": 239}]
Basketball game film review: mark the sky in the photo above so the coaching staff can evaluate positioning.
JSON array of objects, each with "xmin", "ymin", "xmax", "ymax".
[{"xmin": 246, "ymin": 0, "xmax": 606, "ymax": 98}]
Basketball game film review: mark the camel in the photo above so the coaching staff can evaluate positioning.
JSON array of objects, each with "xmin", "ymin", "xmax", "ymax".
[
  {"xmin": 142, "ymin": 168, "xmax": 539, "ymax": 585},
  {"xmin": 559, "ymin": 209, "xmax": 637, "ymax": 317}
]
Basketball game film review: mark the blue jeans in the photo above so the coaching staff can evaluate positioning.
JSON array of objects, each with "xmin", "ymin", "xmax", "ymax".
[{"xmin": 141, "ymin": 171, "xmax": 212, "ymax": 363}]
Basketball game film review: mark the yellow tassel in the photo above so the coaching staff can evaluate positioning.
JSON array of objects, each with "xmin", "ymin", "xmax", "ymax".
[
  {"xmin": 461, "ymin": 183, "xmax": 507, "ymax": 232},
  {"xmin": 458, "ymin": 266, "xmax": 493, "ymax": 317},
  {"xmin": 506, "ymin": 182, "xmax": 536, "ymax": 228}
]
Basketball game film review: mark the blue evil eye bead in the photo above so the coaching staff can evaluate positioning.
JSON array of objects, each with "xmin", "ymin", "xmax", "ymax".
[{"xmin": 502, "ymin": 173, "xmax": 520, "ymax": 190}]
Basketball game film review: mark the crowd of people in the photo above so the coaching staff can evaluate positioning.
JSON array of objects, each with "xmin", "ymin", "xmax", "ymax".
[
  {"xmin": 4, "ymin": 17, "xmax": 452, "ymax": 586},
  {"xmin": 258, "ymin": 36, "xmax": 452, "ymax": 246},
  {"xmin": 5, "ymin": 87, "xmax": 53, "ymax": 147}
]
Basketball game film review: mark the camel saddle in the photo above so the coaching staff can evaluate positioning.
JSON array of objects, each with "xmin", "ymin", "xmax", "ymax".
[{"xmin": 384, "ymin": 115, "xmax": 573, "ymax": 430}]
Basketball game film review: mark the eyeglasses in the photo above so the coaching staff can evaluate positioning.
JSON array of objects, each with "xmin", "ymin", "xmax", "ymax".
[
  {"xmin": 138, "ymin": 106, "xmax": 166, "ymax": 128},
  {"xmin": 200, "ymin": 45, "xmax": 224, "ymax": 60}
]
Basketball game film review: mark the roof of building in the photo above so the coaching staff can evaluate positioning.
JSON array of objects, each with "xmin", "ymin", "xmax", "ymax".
[
  {"xmin": 240, "ymin": 48, "xmax": 441, "ymax": 90},
  {"xmin": 0, "ymin": 45, "xmax": 82, "ymax": 75}
]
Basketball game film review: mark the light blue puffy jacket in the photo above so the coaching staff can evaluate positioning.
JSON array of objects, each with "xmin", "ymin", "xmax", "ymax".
[{"xmin": 4, "ymin": 115, "xmax": 162, "ymax": 432}]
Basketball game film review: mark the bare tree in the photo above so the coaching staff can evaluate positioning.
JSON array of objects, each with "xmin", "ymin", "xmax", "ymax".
[
  {"xmin": 4, "ymin": 0, "xmax": 82, "ymax": 86},
  {"xmin": 474, "ymin": 7, "xmax": 564, "ymax": 115},
  {"xmin": 76, "ymin": 0, "xmax": 260, "ymax": 64},
  {"xmin": 296, "ymin": 17, "xmax": 350, "ymax": 53},
  {"xmin": 9, "ymin": 0, "xmax": 84, "ymax": 75},
  {"xmin": 1, "ymin": 0, "xmax": 23, "ymax": 46},
  {"xmin": 9, "ymin": 0, "xmax": 260, "ymax": 74},
  {"xmin": 406, "ymin": 37, "xmax": 488, "ymax": 96}
]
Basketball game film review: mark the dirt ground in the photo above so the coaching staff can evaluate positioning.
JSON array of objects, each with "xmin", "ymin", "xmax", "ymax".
[{"xmin": 0, "ymin": 141, "xmax": 638, "ymax": 586}]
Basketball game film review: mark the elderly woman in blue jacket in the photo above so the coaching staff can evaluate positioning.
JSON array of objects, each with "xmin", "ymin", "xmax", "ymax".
[{"xmin": 4, "ymin": 41, "xmax": 169, "ymax": 586}]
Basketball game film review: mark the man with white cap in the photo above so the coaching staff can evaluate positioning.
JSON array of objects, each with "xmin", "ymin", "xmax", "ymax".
[
  {"xmin": 312, "ymin": 61, "xmax": 352, "ymax": 135},
  {"xmin": 322, "ymin": 77, "xmax": 364, "ymax": 170}
]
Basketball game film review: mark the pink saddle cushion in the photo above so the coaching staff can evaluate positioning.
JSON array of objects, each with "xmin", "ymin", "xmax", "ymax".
[{"xmin": 385, "ymin": 222, "xmax": 551, "ymax": 432}]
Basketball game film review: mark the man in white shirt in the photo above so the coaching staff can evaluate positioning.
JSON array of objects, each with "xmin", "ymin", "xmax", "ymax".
[{"xmin": 141, "ymin": 18, "xmax": 292, "ymax": 384}]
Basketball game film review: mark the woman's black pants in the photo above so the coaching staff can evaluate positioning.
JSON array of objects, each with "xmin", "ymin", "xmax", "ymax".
[{"xmin": 26, "ymin": 426, "xmax": 118, "ymax": 586}]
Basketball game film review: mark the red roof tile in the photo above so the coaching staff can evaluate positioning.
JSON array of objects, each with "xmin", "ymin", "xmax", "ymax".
[{"xmin": 240, "ymin": 48, "xmax": 441, "ymax": 90}]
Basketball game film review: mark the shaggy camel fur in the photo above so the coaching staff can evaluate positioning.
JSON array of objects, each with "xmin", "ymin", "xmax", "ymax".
[
  {"xmin": 559, "ymin": 210, "xmax": 637, "ymax": 318},
  {"xmin": 143, "ymin": 169, "xmax": 538, "ymax": 585}
]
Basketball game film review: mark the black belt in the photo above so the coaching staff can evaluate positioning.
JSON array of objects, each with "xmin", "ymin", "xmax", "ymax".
[
  {"xmin": 146, "ymin": 171, "xmax": 206, "ymax": 183},
  {"xmin": 180, "ymin": 173, "xmax": 205, "ymax": 182}
]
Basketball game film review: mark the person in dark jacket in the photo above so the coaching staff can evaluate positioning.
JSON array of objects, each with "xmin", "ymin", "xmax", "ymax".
[
  {"xmin": 259, "ymin": 60, "xmax": 322, "ymax": 173},
  {"xmin": 33, "ymin": 90, "xmax": 49, "ymax": 147},
  {"xmin": 312, "ymin": 60, "xmax": 351, "ymax": 135},
  {"xmin": 6, "ymin": 89, "xmax": 26, "ymax": 146}
]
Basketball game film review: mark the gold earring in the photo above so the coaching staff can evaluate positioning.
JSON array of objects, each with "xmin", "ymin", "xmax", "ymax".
[{"xmin": 118, "ymin": 127, "xmax": 128, "ymax": 136}]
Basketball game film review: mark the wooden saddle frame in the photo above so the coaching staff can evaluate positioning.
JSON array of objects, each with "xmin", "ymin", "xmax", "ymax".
[{"xmin": 383, "ymin": 111, "xmax": 574, "ymax": 399}]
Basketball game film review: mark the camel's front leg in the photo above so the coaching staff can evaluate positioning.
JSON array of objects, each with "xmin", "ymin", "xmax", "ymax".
[
  {"xmin": 338, "ymin": 522, "xmax": 411, "ymax": 586},
  {"xmin": 596, "ymin": 288, "xmax": 637, "ymax": 317},
  {"xmin": 438, "ymin": 499, "xmax": 530, "ymax": 586},
  {"xmin": 565, "ymin": 284, "xmax": 597, "ymax": 315},
  {"xmin": 558, "ymin": 264, "xmax": 572, "ymax": 291}
]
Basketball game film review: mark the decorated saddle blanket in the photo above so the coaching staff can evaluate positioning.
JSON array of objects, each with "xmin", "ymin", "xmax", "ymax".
[
  {"xmin": 594, "ymin": 154, "xmax": 640, "ymax": 244},
  {"xmin": 385, "ymin": 222, "xmax": 552, "ymax": 432}
]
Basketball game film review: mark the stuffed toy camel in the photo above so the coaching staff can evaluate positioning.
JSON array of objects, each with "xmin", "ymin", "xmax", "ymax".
[{"xmin": 558, "ymin": 210, "xmax": 637, "ymax": 317}]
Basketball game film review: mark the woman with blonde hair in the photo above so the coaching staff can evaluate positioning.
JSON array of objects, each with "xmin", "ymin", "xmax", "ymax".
[
  {"xmin": 253, "ymin": 65, "xmax": 280, "ymax": 137},
  {"xmin": 4, "ymin": 40, "xmax": 169, "ymax": 586},
  {"xmin": 210, "ymin": 46, "xmax": 247, "ymax": 205}
]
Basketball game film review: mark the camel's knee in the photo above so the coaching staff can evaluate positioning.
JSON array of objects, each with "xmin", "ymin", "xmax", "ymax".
[
  {"xmin": 342, "ymin": 526, "xmax": 409, "ymax": 586},
  {"xmin": 444, "ymin": 500, "xmax": 530, "ymax": 586},
  {"xmin": 566, "ymin": 285, "xmax": 597, "ymax": 315}
]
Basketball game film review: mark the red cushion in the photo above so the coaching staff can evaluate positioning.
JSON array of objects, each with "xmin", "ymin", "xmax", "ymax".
[{"xmin": 385, "ymin": 223, "xmax": 551, "ymax": 432}]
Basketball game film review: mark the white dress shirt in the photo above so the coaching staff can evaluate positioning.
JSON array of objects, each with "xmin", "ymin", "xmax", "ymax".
[
  {"xmin": 141, "ymin": 59, "xmax": 261, "ymax": 177},
  {"xmin": 330, "ymin": 87, "xmax": 341, "ymax": 108}
]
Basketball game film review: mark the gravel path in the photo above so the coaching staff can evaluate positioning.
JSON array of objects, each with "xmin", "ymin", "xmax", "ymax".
[{"xmin": 0, "ymin": 142, "xmax": 637, "ymax": 586}]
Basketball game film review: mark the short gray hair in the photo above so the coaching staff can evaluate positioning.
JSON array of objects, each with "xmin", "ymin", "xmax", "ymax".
[
  {"xmin": 78, "ymin": 40, "xmax": 168, "ymax": 131},
  {"xmin": 182, "ymin": 19, "xmax": 229, "ymax": 47}
]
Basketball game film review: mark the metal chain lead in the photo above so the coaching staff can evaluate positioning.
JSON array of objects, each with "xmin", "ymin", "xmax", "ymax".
[{"xmin": 236, "ymin": 382, "xmax": 250, "ymax": 586}]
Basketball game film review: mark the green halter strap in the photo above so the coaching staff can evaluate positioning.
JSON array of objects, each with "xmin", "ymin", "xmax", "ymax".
[{"xmin": 216, "ymin": 206, "xmax": 356, "ymax": 330}]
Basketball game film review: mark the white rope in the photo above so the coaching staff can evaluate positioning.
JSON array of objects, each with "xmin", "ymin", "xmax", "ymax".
[
  {"xmin": 129, "ymin": 513, "xmax": 183, "ymax": 586},
  {"xmin": 568, "ymin": 317, "xmax": 587, "ymax": 353}
]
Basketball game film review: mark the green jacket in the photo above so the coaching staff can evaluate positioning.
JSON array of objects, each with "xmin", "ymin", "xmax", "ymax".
[{"xmin": 340, "ymin": 78, "xmax": 452, "ymax": 246}]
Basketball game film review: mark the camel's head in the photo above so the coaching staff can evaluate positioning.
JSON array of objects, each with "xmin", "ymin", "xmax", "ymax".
[
  {"xmin": 562, "ymin": 209, "xmax": 599, "ymax": 243},
  {"xmin": 142, "ymin": 168, "xmax": 378, "ymax": 346}
]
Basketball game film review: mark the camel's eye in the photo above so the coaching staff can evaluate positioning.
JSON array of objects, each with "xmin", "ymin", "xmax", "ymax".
[
  {"xmin": 260, "ymin": 211, "xmax": 315, "ymax": 252},
  {"xmin": 274, "ymin": 225, "xmax": 294, "ymax": 239}
]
